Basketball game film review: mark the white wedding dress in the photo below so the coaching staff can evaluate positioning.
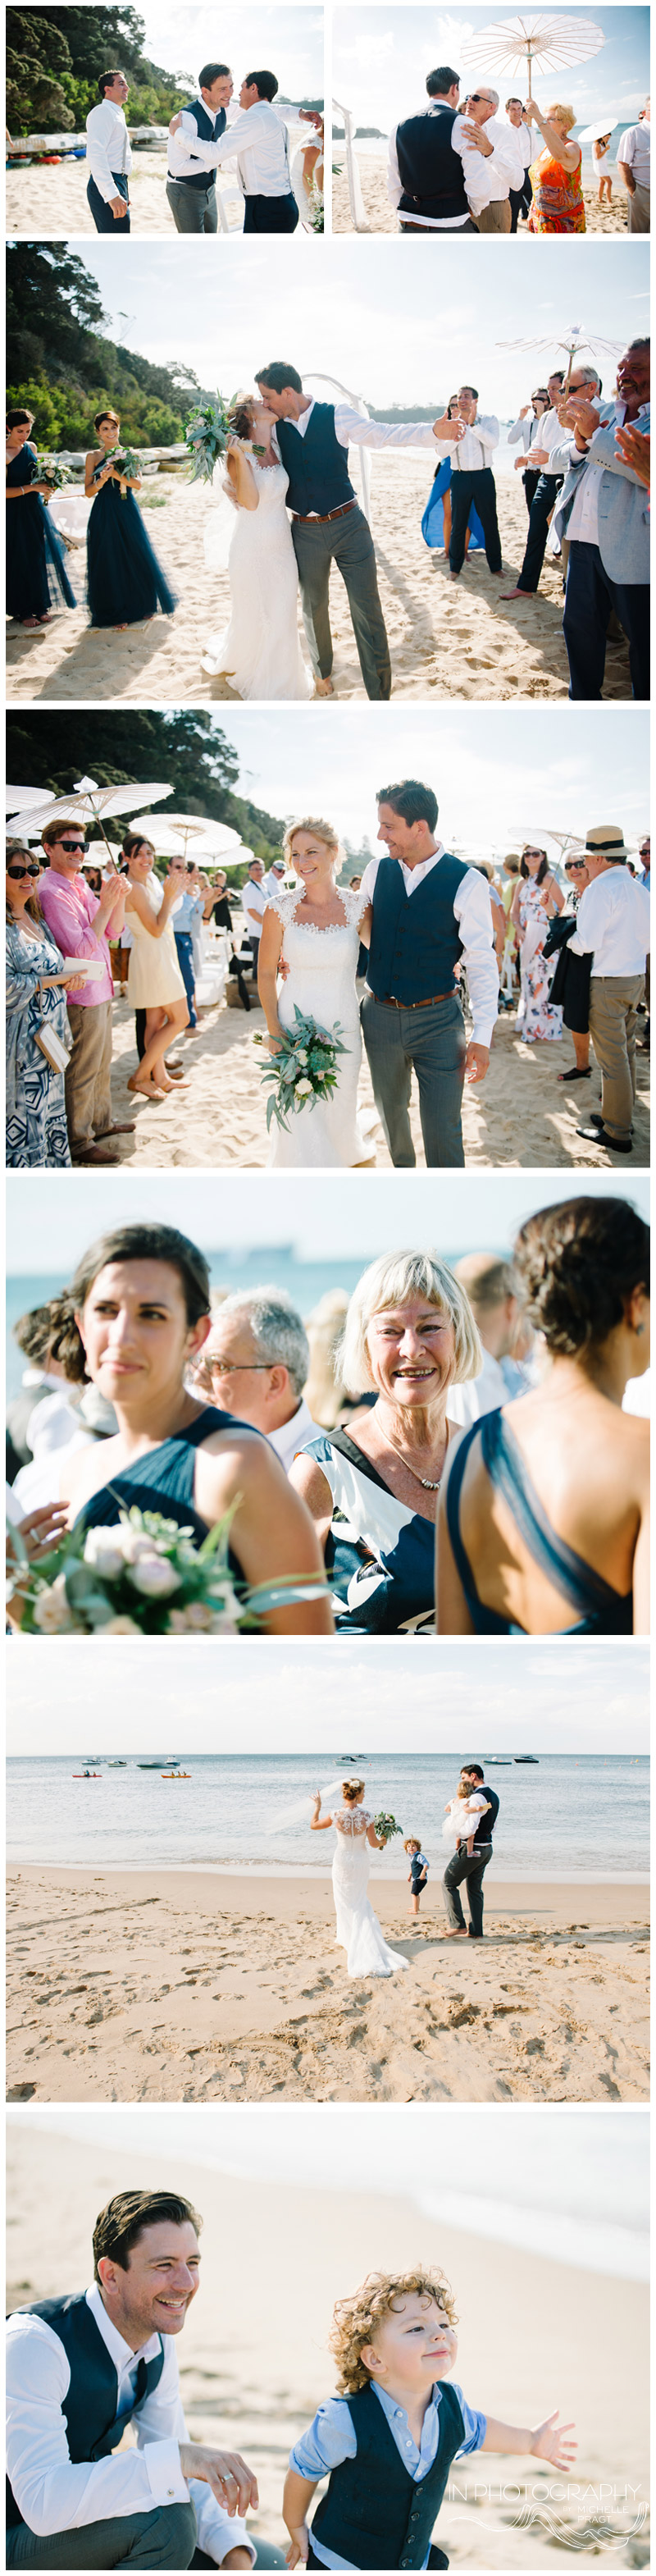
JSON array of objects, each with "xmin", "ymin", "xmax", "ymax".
[
  {"xmin": 266, "ymin": 885, "xmax": 371, "ymax": 1169},
  {"xmin": 331, "ymin": 1806, "xmax": 408, "ymax": 1980},
  {"xmin": 203, "ymin": 456, "xmax": 312, "ymax": 701}
]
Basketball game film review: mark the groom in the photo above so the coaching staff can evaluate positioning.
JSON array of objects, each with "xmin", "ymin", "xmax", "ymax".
[
  {"xmin": 358, "ymin": 779, "xmax": 499, "ymax": 1166},
  {"xmin": 6, "ymin": 2188, "xmax": 284, "ymax": 2569},
  {"xmin": 441, "ymin": 1764, "xmax": 500, "ymax": 1938},
  {"xmin": 255, "ymin": 362, "xmax": 462, "ymax": 699}
]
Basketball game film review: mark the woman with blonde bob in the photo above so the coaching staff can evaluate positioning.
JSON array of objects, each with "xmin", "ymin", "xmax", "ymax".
[
  {"xmin": 257, "ymin": 816, "xmax": 373, "ymax": 1169},
  {"xmin": 289, "ymin": 1248, "xmax": 481, "ymax": 1632},
  {"xmin": 524, "ymin": 100, "xmax": 585, "ymax": 232}
]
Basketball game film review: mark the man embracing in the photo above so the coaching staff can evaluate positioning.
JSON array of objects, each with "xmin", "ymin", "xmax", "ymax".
[{"xmin": 358, "ymin": 779, "xmax": 499, "ymax": 1166}]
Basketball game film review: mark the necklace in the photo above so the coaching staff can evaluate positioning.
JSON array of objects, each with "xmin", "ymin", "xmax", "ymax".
[{"xmin": 379, "ymin": 1421, "xmax": 452, "ymax": 1493}]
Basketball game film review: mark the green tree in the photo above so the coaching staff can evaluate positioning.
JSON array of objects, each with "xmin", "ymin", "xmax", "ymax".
[
  {"xmin": 7, "ymin": 6, "xmax": 190, "ymax": 134},
  {"xmin": 6, "ymin": 714, "xmax": 285, "ymax": 856}
]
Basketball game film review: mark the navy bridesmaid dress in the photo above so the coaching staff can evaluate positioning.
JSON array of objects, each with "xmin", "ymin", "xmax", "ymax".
[
  {"xmin": 421, "ymin": 457, "xmax": 485, "ymax": 552},
  {"xmin": 6, "ymin": 443, "xmax": 76, "ymax": 619},
  {"xmin": 86, "ymin": 464, "xmax": 178, "ymax": 628}
]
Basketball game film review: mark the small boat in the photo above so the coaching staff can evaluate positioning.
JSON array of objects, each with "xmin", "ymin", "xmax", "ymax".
[
  {"xmin": 485, "ymin": 1757, "xmax": 512, "ymax": 1766},
  {"xmin": 514, "ymin": 1756, "xmax": 539, "ymax": 1764},
  {"xmin": 162, "ymin": 1770, "xmax": 190, "ymax": 1779},
  {"xmin": 107, "ymin": 1759, "xmax": 127, "ymax": 1769},
  {"xmin": 72, "ymin": 1770, "xmax": 102, "ymax": 1779},
  {"xmin": 137, "ymin": 1757, "xmax": 180, "ymax": 1768}
]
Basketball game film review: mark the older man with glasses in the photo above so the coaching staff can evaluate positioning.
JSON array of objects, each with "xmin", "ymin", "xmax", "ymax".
[
  {"xmin": 39, "ymin": 821, "xmax": 134, "ymax": 1165},
  {"xmin": 460, "ymin": 84, "xmax": 525, "ymax": 231},
  {"xmin": 193, "ymin": 1290, "xmax": 322, "ymax": 1474}
]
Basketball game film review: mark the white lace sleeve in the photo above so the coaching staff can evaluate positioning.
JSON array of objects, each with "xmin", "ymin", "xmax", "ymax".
[{"xmin": 341, "ymin": 885, "xmax": 369, "ymax": 931}]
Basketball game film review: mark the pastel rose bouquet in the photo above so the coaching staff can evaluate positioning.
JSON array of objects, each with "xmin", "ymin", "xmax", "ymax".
[
  {"xmin": 255, "ymin": 1007, "xmax": 348, "ymax": 1134},
  {"xmin": 7, "ymin": 1504, "xmax": 327, "ymax": 1637},
  {"xmin": 374, "ymin": 1810, "xmax": 402, "ymax": 1844}
]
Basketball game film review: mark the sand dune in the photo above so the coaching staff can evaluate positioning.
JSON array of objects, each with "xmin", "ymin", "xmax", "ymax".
[
  {"xmin": 333, "ymin": 157, "xmax": 636, "ymax": 236},
  {"xmin": 7, "ymin": 1865, "xmax": 649, "ymax": 2105},
  {"xmin": 6, "ymin": 458, "xmax": 636, "ymax": 704}
]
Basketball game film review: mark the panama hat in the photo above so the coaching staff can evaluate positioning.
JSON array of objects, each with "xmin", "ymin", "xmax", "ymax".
[{"xmin": 585, "ymin": 824, "xmax": 629, "ymax": 858}]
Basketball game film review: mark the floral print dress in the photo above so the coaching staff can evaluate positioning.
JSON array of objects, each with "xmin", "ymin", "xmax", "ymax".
[
  {"xmin": 6, "ymin": 917, "xmax": 71, "ymax": 1166},
  {"xmin": 516, "ymin": 879, "xmax": 563, "ymax": 1044}
]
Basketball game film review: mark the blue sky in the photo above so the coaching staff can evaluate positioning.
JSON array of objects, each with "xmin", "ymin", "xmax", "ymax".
[
  {"xmin": 71, "ymin": 237, "xmax": 649, "ymax": 413},
  {"xmin": 333, "ymin": 6, "xmax": 649, "ymax": 140},
  {"xmin": 132, "ymin": 2, "xmax": 323, "ymax": 98}
]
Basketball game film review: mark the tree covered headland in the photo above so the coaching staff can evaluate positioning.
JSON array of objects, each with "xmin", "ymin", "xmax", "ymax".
[
  {"xmin": 7, "ymin": 4, "xmax": 192, "ymax": 137},
  {"xmin": 6, "ymin": 712, "xmax": 287, "ymax": 873},
  {"xmin": 7, "ymin": 242, "xmax": 212, "ymax": 448}
]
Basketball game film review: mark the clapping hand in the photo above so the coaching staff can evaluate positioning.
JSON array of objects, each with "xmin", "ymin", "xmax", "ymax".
[
  {"xmin": 557, "ymin": 396, "xmax": 599, "ymax": 442},
  {"xmin": 530, "ymin": 2412, "xmax": 577, "ymax": 2472},
  {"xmin": 614, "ymin": 422, "xmax": 650, "ymax": 486},
  {"xmin": 433, "ymin": 413, "xmax": 464, "ymax": 441}
]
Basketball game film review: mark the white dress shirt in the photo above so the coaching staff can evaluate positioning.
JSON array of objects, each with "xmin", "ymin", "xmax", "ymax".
[
  {"xmin": 242, "ymin": 877, "xmax": 267, "ymax": 941},
  {"xmin": 565, "ymin": 400, "xmax": 647, "ymax": 546},
  {"xmin": 176, "ymin": 98, "xmax": 294, "ymax": 196},
  {"xmin": 85, "ymin": 101, "xmax": 132, "ymax": 201},
  {"xmin": 617, "ymin": 119, "xmax": 650, "ymax": 184},
  {"xmin": 466, "ymin": 113, "xmax": 523, "ymax": 205},
  {"xmin": 447, "ymin": 1344, "xmax": 508, "ymax": 1427},
  {"xmin": 387, "ymin": 103, "xmax": 522, "ymax": 224},
  {"xmin": 277, "ymin": 398, "xmax": 440, "ymax": 456},
  {"xmin": 504, "ymin": 116, "xmax": 533, "ymax": 170},
  {"xmin": 262, "ymin": 868, "xmax": 288, "ymax": 901},
  {"xmin": 166, "ymin": 98, "xmax": 225, "ymax": 187},
  {"xmin": 358, "ymin": 844, "xmax": 499, "ymax": 1045},
  {"xmin": 444, "ymin": 415, "xmax": 499, "ymax": 472},
  {"xmin": 569, "ymin": 866, "xmax": 650, "ymax": 976},
  {"xmin": 6, "ymin": 2285, "xmax": 254, "ymax": 2564},
  {"xmin": 269, "ymin": 1395, "xmax": 324, "ymax": 1474},
  {"xmin": 508, "ymin": 412, "xmax": 545, "ymax": 452}
]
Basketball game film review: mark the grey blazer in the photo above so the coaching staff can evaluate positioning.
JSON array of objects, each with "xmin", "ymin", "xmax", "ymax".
[{"xmin": 549, "ymin": 402, "xmax": 650, "ymax": 586}]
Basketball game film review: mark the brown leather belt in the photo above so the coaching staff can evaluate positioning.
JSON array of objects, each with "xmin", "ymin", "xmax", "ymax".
[
  {"xmin": 378, "ymin": 991, "xmax": 454, "ymax": 1010},
  {"xmin": 291, "ymin": 501, "xmax": 358, "ymax": 523}
]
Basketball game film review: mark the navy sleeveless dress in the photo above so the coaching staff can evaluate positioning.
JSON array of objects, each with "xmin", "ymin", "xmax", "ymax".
[
  {"xmin": 7, "ymin": 443, "xmax": 76, "ymax": 620},
  {"xmin": 445, "ymin": 1409, "xmax": 633, "ymax": 1635},
  {"xmin": 86, "ymin": 468, "xmax": 177, "ymax": 628},
  {"xmin": 303, "ymin": 1426, "xmax": 435, "ymax": 1634},
  {"xmin": 74, "ymin": 1404, "xmax": 255, "ymax": 1580}
]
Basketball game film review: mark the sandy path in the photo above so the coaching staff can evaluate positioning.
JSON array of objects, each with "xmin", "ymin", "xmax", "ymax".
[
  {"xmin": 7, "ymin": 1865, "xmax": 649, "ymax": 2105},
  {"xmin": 333, "ymin": 158, "xmax": 635, "ymax": 235},
  {"xmin": 6, "ymin": 460, "xmax": 636, "ymax": 704}
]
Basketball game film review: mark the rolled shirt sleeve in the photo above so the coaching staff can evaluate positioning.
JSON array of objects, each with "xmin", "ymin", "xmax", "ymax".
[
  {"xmin": 453, "ymin": 868, "xmax": 499, "ymax": 1046},
  {"xmin": 289, "ymin": 2399, "xmax": 358, "ymax": 2478},
  {"xmin": 334, "ymin": 405, "xmax": 439, "ymax": 450}
]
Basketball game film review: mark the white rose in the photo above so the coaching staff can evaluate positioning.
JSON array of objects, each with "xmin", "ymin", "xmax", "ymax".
[
  {"xmin": 294, "ymin": 1048, "xmax": 308, "ymax": 1066},
  {"xmin": 83, "ymin": 1529, "xmax": 125, "ymax": 1581},
  {"xmin": 127, "ymin": 1555, "xmax": 181, "ymax": 1599},
  {"xmin": 100, "ymin": 1615, "xmax": 142, "ymax": 1634},
  {"xmin": 33, "ymin": 1575, "xmax": 77, "ymax": 1634},
  {"xmin": 294, "ymin": 1079, "xmax": 313, "ymax": 1099},
  {"xmin": 116, "ymin": 1526, "xmax": 158, "ymax": 1564}
]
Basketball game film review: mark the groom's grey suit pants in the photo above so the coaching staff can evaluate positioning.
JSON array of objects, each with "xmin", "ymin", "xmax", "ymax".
[
  {"xmin": 6, "ymin": 2504, "xmax": 197, "ymax": 2567},
  {"xmin": 290, "ymin": 505, "xmax": 391, "ymax": 700},
  {"xmin": 361, "ymin": 990, "xmax": 467, "ymax": 1167}
]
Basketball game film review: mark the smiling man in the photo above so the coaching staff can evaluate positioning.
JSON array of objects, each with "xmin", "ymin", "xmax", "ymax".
[
  {"xmin": 549, "ymin": 338, "xmax": 650, "ymax": 700},
  {"xmin": 6, "ymin": 2189, "xmax": 283, "ymax": 2569},
  {"xmin": 85, "ymin": 70, "xmax": 132, "ymax": 230},
  {"xmin": 357, "ymin": 778, "xmax": 499, "ymax": 1167}
]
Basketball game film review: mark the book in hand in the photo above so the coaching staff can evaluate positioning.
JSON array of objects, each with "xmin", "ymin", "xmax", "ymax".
[{"xmin": 33, "ymin": 1020, "xmax": 72, "ymax": 1073}]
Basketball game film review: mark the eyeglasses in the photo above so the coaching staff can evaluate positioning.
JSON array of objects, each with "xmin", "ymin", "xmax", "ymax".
[
  {"xmin": 207, "ymin": 1357, "xmax": 276, "ymax": 1375},
  {"xmin": 7, "ymin": 862, "xmax": 41, "ymax": 879}
]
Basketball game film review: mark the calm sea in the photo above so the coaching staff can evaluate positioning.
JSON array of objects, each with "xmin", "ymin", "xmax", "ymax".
[
  {"xmin": 7, "ymin": 1753, "xmax": 649, "ymax": 1880},
  {"xmin": 6, "ymin": 1258, "xmax": 366, "ymax": 1404}
]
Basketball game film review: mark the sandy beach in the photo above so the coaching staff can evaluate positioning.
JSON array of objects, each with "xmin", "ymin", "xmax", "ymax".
[
  {"xmin": 5, "ymin": 148, "xmax": 312, "ymax": 238},
  {"xmin": 333, "ymin": 155, "xmax": 636, "ymax": 235},
  {"xmin": 68, "ymin": 976, "xmax": 650, "ymax": 1169},
  {"xmin": 7, "ymin": 2119, "xmax": 649, "ymax": 2566},
  {"xmin": 7, "ymin": 1864, "xmax": 649, "ymax": 2105},
  {"xmin": 6, "ymin": 455, "xmax": 637, "ymax": 705}
]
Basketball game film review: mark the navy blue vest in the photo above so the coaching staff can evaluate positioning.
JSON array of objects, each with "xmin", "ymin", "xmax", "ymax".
[
  {"xmin": 367, "ymin": 853, "xmax": 468, "ymax": 1004},
  {"xmin": 170, "ymin": 97, "xmax": 226, "ymax": 189},
  {"xmin": 276, "ymin": 404, "xmax": 356, "ymax": 517},
  {"xmin": 7, "ymin": 2294, "xmax": 165, "ymax": 2532},
  {"xmin": 396, "ymin": 107, "xmax": 469, "ymax": 223},
  {"xmin": 311, "ymin": 2379, "xmax": 465, "ymax": 2570}
]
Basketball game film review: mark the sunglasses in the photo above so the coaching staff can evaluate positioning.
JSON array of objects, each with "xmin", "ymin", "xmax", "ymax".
[
  {"xmin": 567, "ymin": 861, "xmax": 586, "ymax": 872},
  {"xmin": 56, "ymin": 839, "xmax": 87, "ymax": 854},
  {"xmin": 522, "ymin": 848, "xmax": 544, "ymax": 859},
  {"xmin": 467, "ymin": 94, "xmax": 491, "ymax": 104},
  {"xmin": 7, "ymin": 861, "xmax": 41, "ymax": 879}
]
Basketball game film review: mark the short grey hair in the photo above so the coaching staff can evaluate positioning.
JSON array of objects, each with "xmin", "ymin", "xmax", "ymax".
[
  {"xmin": 339, "ymin": 1251, "xmax": 482, "ymax": 1397},
  {"xmin": 212, "ymin": 1288, "xmax": 309, "ymax": 1398},
  {"xmin": 478, "ymin": 84, "xmax": 499, "ymax": 107},
  {"xmin": 573, "ymin": 363, "xmax": 600, "ymax": 387}
]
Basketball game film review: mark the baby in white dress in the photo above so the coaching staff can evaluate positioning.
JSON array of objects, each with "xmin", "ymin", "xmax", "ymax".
[{"xmin": 442, "ymin": 1784, "xmax": 490, "ymax": 1852}]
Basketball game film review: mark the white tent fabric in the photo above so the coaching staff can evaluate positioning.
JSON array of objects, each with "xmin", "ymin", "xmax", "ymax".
[
  {"xmin": 303, "ymin": 372, "xmax": 373, "ymax": 524},
  {"xmin": 333, "ymin": 100, "xmax": 369, "ymax": 230}
]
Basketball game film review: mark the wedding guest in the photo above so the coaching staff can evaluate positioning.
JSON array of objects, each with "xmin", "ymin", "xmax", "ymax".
[
  {"xmin": 262, "ymin": 858, "xmax": 287, "ymax": 900},
  {"xmin": 564, "ymin": 823, "xmax": 650, "ymax": 1153},
  {"xmin": 448, "ymin": 1257, "xmax": 521, "ymax": 1428},
  {"xmin": 241, "ymin": 857, "xmax": 267, "ymax": 978},
  {"xmin": 592, "ymin": 131, "xmax": 613, "ymax": 207},
  {"xmin": 358, "ymin": 778, "xmax": 499, "ymax": 1168},
  {"xmin": 6, "ymin": 846, "xmax": 84, "ymax": 1167},
  {"xmin": 549, "ymin": 341, "xmax": 650, "ymax": 701},
  {"xmin": 7, "ymin": 1297, "xmax": 75, "ymax": 1471},
  {"xmin": 123, "ymin": 843, "xmax": 190, "ymax": 1098},
  {"xmin": 85, "ymin": 67, "xmax": 131, "ymax": 231},
  {"xmin": 39, "ymin": 819, "xmax": 132, "ymax": 1166},
  {"xmin": 7, "ymin": 406, "xmax": 76, "ymax": 628},
  {"xmin": 168, "ymin": 866, "xmax": 203, "ymax": 1030},
  {"xmin": 211, "ymin": 871, "xmax": 235, "ymax": 933},
  {"xmin": 193, "ymin": 1289, "xmax": 323, "ymax": 1473},
  {"xmin": 166, "ymin": 62, "xmax": 232, "ymax": 234},
  {"xmin": 440, "ymin": 387, "xmax": 503, "ymax": 579},
  {"xmin": 524, "ymin": 98, "xmax": 585, "ymax": 231},
  {"xmin": 436, "ymin": 1194, "xmax": 650, "ymax": 1636},
  {"xmin": 290, "ymin": 1249, "xmax": 481, "ymax": 1633},
  {"xmin": 6, "ymin": 2185, "xmax": 266, "ymax": 2569},
  {"xmin": 504, "ymin": 96, "xmax": 533, "ymax": 226},
  {"xmin": 386, "ymin": 65, "xmax": 480, "ymax": 232},
  {"xmin": 509, "ymin": 844, "xmax": 564, "ymax": 1044},
  {"xmin": 508, "ymin": 388, "xmax": 551, "ymax": 515},
  {"xmin": 54, "ymin": 1222, "xmax": 333, "ymax": 1635},
  {"xmin": 542, "ymin": 851, "xmax": 593, "ymax": 1083},
  {"xmin": 170, "ymin": 70, "xmax": 300, "ymax": 233},
  {"xmin": 421, "ymin": 395, "xmax": 485, "ymax": 557},
  {"xmin": 617, "ymin": 98, "xmax": 649, "ymax": 231},
  {"xmin": 460, "ymin": 84, "xmax": 524, "ymax": 231},
  {"xmin": 500, "ymin": 364, "xmax": 583, "ymax": 602},
  {"xmin": 85, "ymin": 410, "xmax": 178, "ymax": 632}
]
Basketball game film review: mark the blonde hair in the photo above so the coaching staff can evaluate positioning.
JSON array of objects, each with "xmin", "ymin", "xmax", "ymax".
[
  {"xmin": 283, "ymin": 815, "xmax": 340, "ymax": 871},
  {"xmin": 548, "ymin": 102, "xmax": 576, "ymax": 130},
  {"xmin": 403, "ymin": 1837, "xmax": 421, "ymax": 1852},
  {"xmin": 330, "ymin": 2271, "xmax": 458, "ymax": 2395},
  {"xmin": 342, "ymin": 1778, "xmax": 365, "ymax": 1802},
  {"xmin": 339, "ymin": 1251, "xmax": 482, "ymax": 1399}
]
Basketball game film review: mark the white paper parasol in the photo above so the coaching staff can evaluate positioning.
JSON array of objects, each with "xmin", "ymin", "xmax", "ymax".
[
  {"xmin": 129, "ymin": 811, "xmax": 246, "ymax": 866},
  {"xmin": 6, "ymin": 774, "xmax": 173, "ymax": 865},
  {"xmin": 459, "ymin": 13, "xmax": 604, "ymax": 98},
  {"xmin": 497, "ymin": 318, "xmax": 622, "ymax": 391},
  {"xmin": 576, "ymin": 113, "xmax": 620, "ymax": 143}
]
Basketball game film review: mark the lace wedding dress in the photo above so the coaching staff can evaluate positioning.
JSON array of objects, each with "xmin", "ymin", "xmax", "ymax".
[
  {"xmin": 202, "ymin": 456, "xmax": 312, "ymax": 701},
  {"xmin": 266, "ymin": 885, "xmax": 371, "ymax": 1169},
  {"xmin": 331, "ymin": 1805, "xmax": 408, "ymax": 1979}
]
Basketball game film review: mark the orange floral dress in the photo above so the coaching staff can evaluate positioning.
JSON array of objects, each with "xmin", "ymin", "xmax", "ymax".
[{"xmin": 527, "ymin": 145, "xmax": 585, "ymax": 232}]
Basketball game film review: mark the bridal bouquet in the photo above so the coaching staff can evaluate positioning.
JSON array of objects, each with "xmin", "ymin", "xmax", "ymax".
[
  {"xmin": 255, "ymin": 1008, "xmax": 348, "ymax": 1133},
  {"xmin": 374, "ymin": 1811, "xmax": 402, "ymax": 1844},
  {"xmin": 184, "ymin": 393, "xmax": 233, "ymax": 482},
  {"xmin": 9, "ymin": 1503, "xmax": 330, "ymax": 1637}
]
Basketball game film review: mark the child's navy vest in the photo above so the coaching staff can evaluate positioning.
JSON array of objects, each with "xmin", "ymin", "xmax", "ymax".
[
  {"xmin": 367, "ymin": 854, "xmax": 468, "ymax": 1005},
  {"xmin": 311, "ymin": 2379, "xmax": 466, "ymax": 2569},
  {"xmin": 169, "ymin": 98, "xmax": 226, "ymax": 189},
  {"xmin": 395, "ymin": 107, "xmax": 470, "ymax": 224},
  {"xmin": 7, "ymin": 2294, "xmax": 165, "ymax": 2532},
  {"xmin": 276, "ymin": 404, "xmax": 356, "ymax": 517}
]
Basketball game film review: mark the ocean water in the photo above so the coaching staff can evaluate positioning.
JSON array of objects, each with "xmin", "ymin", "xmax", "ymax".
[
  {"xmin": 7, "ymin": 1752, "xmax": 649, "ymax": 1880},
  {"xmin": 6, "ymin": 1258, "xmax": 365, "ymax": 1404}
]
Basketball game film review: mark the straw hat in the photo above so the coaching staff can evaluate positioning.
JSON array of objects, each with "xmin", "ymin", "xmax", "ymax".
[{"xmin": 585, "ymin": 824, "xmax": 629, "ymax": 859}]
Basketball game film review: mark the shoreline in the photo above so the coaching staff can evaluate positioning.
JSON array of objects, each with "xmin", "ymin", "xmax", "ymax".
[{"xmin": 7, "ymin": 1864, "xmax": 650, "ymax": 1911}]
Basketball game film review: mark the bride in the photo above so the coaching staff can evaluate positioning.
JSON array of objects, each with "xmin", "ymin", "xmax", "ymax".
[
  {"xmin": 311, "ymin": 1777, "xmax": 408, "ymax": 1978},
  {"xmin": 257, "ymin": 815, "xmax": 374, "ymax": 1169},
  {"xmin": 202, "ymin": 395, "xmax": 312, "ymax": 700}
]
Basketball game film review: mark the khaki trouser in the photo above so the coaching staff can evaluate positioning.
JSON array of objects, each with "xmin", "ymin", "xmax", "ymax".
[
  {"xmin": 588, "ymin": 973, "xmax": 645, "ymax": 1140},
  {"xmin": 65, "ymin": 998, "xmax": 114, "ymax": 1153},
  {"xmin": 474, "ymin": 198, "xmax": 512, "ymax": 231},
  {"xmin": 627, "ymin": 182, "xmax": 650, "ymax": 232}
]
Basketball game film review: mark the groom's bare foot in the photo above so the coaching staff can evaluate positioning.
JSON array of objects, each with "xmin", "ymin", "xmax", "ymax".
[
  {"xmin": 314, "ymin": 674, "xmax": 335, "ymax": 697},
  {"xmin": 443, "ymin": 1925, "xmax": 468, "ymax": 1936}
]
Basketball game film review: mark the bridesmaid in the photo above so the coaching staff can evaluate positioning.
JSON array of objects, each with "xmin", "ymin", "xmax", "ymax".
[
  {"xmin": 6, "ymin": 404, "xmax": 76, "ymax": 629},
  {"xmin": 84, "ymin": 408, "xmax": 178, "ymax": 633}
]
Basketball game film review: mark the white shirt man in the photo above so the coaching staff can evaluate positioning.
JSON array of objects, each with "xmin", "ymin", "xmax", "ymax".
[
  {"xmin": 358, "ymin": 845, "xmax": 499, "ymax": 1048},
  {"xmin": 269, "ymin": 1395, "xmax": 324, "ymax": 1473},
  {"xmin": 262, "ymin": 861, "xmax": 288, "ymax": 900},
  {"xmin": 443, "ymin": 412, "xmax": 499, "ymax": 473},
  {"xmin": 85, "ymin": 73, "xmax": 132, "ymax": 228},
  {"xmin": 569, "ymin": 827, "xmax": 650, "ymax": 1149},
  {"xmin": 387, "ymin": 87, "xmax": 522, "ymax": 226},
  {"xmin": 459, "ymin": 87, "xmax": 523, "ymax": 228},
  {"xmin": 241, "ymin": 867, "xmax": 267, "ymax": 953},
  {"xmin": 170, "ymin": 82, "xmax": 298, "ymax": 211},
  {"xmin": 617, "ymin": 105, "xmax": 650, "ymax": 231},
  {"xmin": 6, "ymin": 2285, "xmax": 254, "ymax": 2565}
]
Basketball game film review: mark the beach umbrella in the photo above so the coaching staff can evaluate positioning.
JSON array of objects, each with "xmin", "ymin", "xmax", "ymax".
[
  {"xmin": 459, "ymin": 13, "xmax": 604, "ymax": 99},
  {"xmin": 6, "ymin": 774, "xmax": 173, "ymax": 866},
  {"xmin": 129, "ymin": 811, "xmax": 246, "ymax": 866}
]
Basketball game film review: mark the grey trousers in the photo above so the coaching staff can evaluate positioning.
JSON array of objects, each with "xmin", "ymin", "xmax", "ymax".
[
  {"xmin": 361, "ymin": 990, "xmax": 466, "ymax": 1167},
  {"xmin": 442, "ymin": 1844, "xmax": 494, "ymax": 1937},
  {"xmin": 290, "ymin": 506, "xmax": 391, "ymax": 700},
  {"xmin": 166, "ymin": 180, "xmax": 218, "ymax": 233},
  {"xmin": 627, "ymin": 184, "xmax": 650, "ymax": 232},
  {"xmin": 588, "ymin": 972, "xmax": 645, "ymax": 1140},
  {"xmin": 65, "ymin": 998, "xmax": 114, "ymax": 1152},
  {"xmin": 6, "ymin": 2503, "xmax": 197, "ymax": 2568}
]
